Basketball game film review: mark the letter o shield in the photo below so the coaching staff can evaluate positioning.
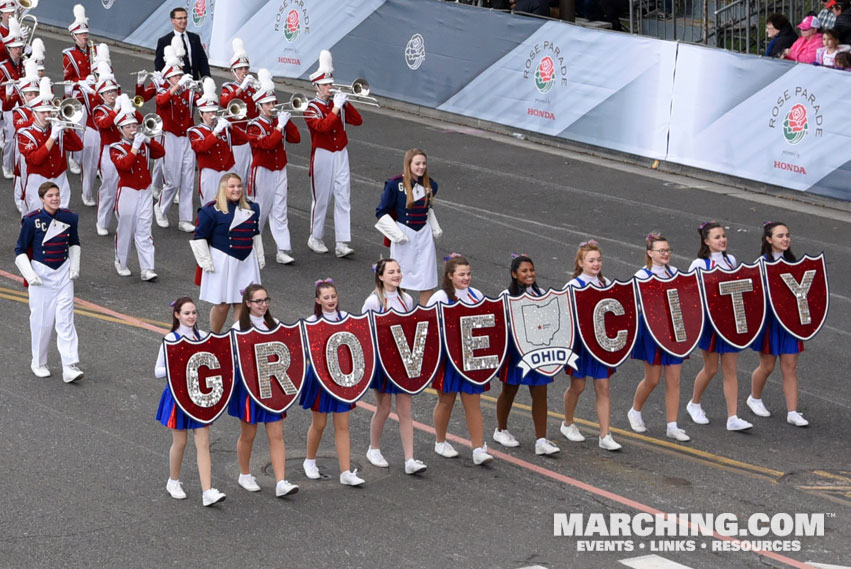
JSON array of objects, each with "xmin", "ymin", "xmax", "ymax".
[{"xmin": 304, "ymin": 314, "xmax": 377, "ymax": 404}]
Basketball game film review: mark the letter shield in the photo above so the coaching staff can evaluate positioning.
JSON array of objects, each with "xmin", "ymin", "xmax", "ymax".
[
  {"xmin": 636, "ymin": 272, "xmax": 704, "ymax": 358},
  {"xmin": 762, "ymin": 253, "xmax": 829, "ymax": 340},
  {"xmin": 164, "ymin": 333, "xmax": 235, "ymax": 424},
  {"xmin": 699, "ymin": 262, "xmax": 766, "ymax": 349},
  {"xmin": 233, "ymin": 323, "xmax": 306, "ymax": 414},
  {"xmin": 373, "ymin": 305, "xmax": 442, "ymax": 394},
  {"xmin": 439, "ymin": 296, "xmax": 508, "ymax": 385},
  {"xmin": 506, "ymin": 288, "xmax": 578, "ymax": 377},
  {"xmin": 571, "ymin": 281, "xmax": 639, "ymax": 367},
  {"xmin": 303, "ymin": 314, "xmax": 377, "ymax": 404}
]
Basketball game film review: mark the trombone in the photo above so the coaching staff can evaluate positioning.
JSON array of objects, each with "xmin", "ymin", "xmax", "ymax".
[
  {"xmin": 272, "ymin": 92, "xmax": 312, "ymax": 117},
  {"xmin": 216, "ymin": 99, "xmax": 247, "ymax": 121},
  {"xmin": 20, "ymin": 14, "xmax": 37, "ymax": 48},
  {"xmin": 330, "ymin": 78, "xmax": 379, "ymax": 107},
  {"xmin": 46, "ymin": 98, "xmax": 86, "ymax": 130}
]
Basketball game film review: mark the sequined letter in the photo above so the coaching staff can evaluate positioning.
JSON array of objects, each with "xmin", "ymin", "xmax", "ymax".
[
  {"xmin": 593, "ymin": 299, "xmax": 627, "ymax": 352},
  {"xmin": 460, "ymin": 314, "xmax": 498, "ymax": 371},
  {"xmin": 254, "ymin": 341, "xmax": 297, "ymax": 399},
  {"xmin": 718, "ymin": 279, "xmax": 753, "ymax": 334},
  {"xmin": 780, "ymin": 270, "xmax": 815, "ymax": 325},
  {"xmin": 325, "ymin": 332, "xmax": 366, "ymax": 388},
  {"xmin": 666, "ymin": 289, "xmax": 687, "ymax": 343},
  {"xmin": 391, "ymin": 321, "xmax": 428, "ymax": 378},
  {"xmin": 186, "ymin": 352, "xmax": 224, "ymax": 408}
]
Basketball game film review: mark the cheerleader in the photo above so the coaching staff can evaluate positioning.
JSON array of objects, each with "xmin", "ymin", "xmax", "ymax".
[
  {"xmin": 494, "ymin": 254, "xmax": 560, "ymax": 455},
  {"xmin": 14, "ymin": 182, "xmax": 83, "ymax": 383},
  {"xmin": 627, "ymin": 233, "xmax": 690, "ymax": 442},
  {"xmin": 190, "ymin": 173, "xmax": 262, "ymax": 334},
  {"xmin": 362, "ymin": 259, "xmax": 427, "ymax": 474},
  {"xmin": 154, "ymin": 297, "xmax": 226, "ymax": 506},
  {"xmin": 686, "ymin": 221, "xmax": 753, "ymax": 431},
  {"xmin": 561, "ymin": 240, "xmax": 621, "ymax": 451},
  {"xmin": 299, "ymin": 279, "xmax": 364, "ymax": 486},
  {"xmin": 375, "ymin": 149, "xmax": 442, "ymax": 305},
  {"xmin": 748, "ymin": 222, "xmax": 808, "ymax": 427},
  {"xmin": 227, "ymin": 284, "xmax": 299, "ymax": 497},
  {"xmin": 428, "ymin": 255, "xmax": 494, "ymax": 465}
]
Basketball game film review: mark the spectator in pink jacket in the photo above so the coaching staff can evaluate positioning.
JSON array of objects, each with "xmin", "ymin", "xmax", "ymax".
[{"xmin": 782, "ymin": 15, "xmax": 823, "ymax": 63}]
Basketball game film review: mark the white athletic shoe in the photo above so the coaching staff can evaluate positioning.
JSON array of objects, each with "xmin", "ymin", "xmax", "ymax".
[
  {"xmin": 726, "ymin": 415, "xmax": 753, "ymax": 432},
  {"xmin": 140, "ymin": 270, "xmax": 158, "ymax": 282},
  {"xmin": 787, "ymin": 411, "xmax": 809, "ymax": 427},
  {"xmin": 2, "ymin": 165, "xmax": 13, "ymax": 179},
  {"xmin": 472, "ymin": 446, "xmax": 494, "ymax": 465},
  {"xmin": 492, "ymin": 428, "xmax": 520, "ymax": 448},
  {"xmin": 95, "ymin": 224, "xmax": 108, "ymax": 236},
  {"xmin": 340, "ymin": 469, "xmax": 364, "ymax": 486},
  {"xmin": 62, "ymin": 365, "xmax": 84, "ymax": 383},
  {"xmin": 31, "ymin": 363, "xmax": 50, "ymax": 378},
  {"xmin": 535, "ymin": 438, "xmax": 560, "ymax": 455},
  {"xmin": 307, "ymin": 236, "xmax": 328, "ymax": 254},
  {"xmin": 275, "ymin": 480, "xmax": 299, "ymax": 497},
  {"xmin": 746, "ymin": 395, "xmax": 771, "ymax": 417},
  {"xmin": 202, "ymin": 488, "xmax": 226, "ymax": 506},
  {"xmin": 166, "ymin": 479, "xmax": 187, "ymax": 500},
  {"xmin": 177, "ymin": 221, "xmax": 195, "ymax": 233},
  {"xmin": 275, "ymin": 251, "xmax": 295, "ymax": 265},
  {"xmin": 335, "ymin": 242, "xmax": 354, "ymax": 258},
  {"xmin": 666, "ymin": 426, "xmax": 691, "ymax": 442},
  {"xmin": 237, "ymin": 473, "xmax": 261, "ymax": 492},
  {"xmin": 627, "ymin": 408, "xmax": 647, "ymax": 433},
  {"xmin": 114, "ymin": 260, "xmax": 131, "ymax": 277},
  {"xmin": 81, "ymin": 196, "xmax": 96, "ymax": 207},
  {"xmin": 434, "ymin": 441, "xmax": 459, "ymax": 458},
  {"xmin": 404, "ymin": 458, "xmax": 428, "ymax": 475},
  {"xmin": 366, "ymin": 448, "xmax": 389, "ymax": 468},
  {"xmin": 68, "ymin": 157, "xmax": 81, "ymax": 175},
  {"xmin": 598, "ymin": 434, "xmax": 622, "ymax": 451},
  {"xmin": 686, "ymin": 401, "xmax": 709, "ymax": 425},
  {"xmin": 303, "ymin": 459, "xmax": 320, "ymax": 480},
  {"xmin": 559, "ymin": 422, "xmax": 586, "ymax": 442},
  {"xmin": 154, "ymin": 204, "xmax": 169, "ymax": 228}
]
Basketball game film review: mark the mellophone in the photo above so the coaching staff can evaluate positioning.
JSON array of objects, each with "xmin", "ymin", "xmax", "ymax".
[{"xmin": 163, "ymin": 256, "xmax": 829, "ymax": 424}]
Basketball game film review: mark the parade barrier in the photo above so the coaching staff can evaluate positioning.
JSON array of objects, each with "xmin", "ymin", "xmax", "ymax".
[
  {"xmin": 163, "ymin": 258, "xmax": 828, "ymax": 423},
  {"xmin": 33, "ymin": 1, "xmax": 851, "ymax": 201}
]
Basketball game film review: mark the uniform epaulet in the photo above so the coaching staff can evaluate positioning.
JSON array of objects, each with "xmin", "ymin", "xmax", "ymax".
[
  {"xmin": 203, "ymin": 200, "xmax": 216, "ymax": 207},
  {"xmin": 23, "ymin": 210, "xmax": 39, "ymax": 218},
  {"xmin": 389, "ymin": 174, "xmax": 403, "ymax": 182},
  {"xmin": 61, "ymin": 47, "xmax": 74, "ymax": 56}
]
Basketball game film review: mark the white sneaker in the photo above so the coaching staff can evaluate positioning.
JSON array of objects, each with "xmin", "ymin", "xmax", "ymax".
[
  {"xmin": 154, "ymin": 204, "xmax": 169, "ymax": 228},
  {"xmin": 472, "ymin": 446, "xmax": 494, "ymax": 465},
  {"xmin": 492, "ymin": 428, "xmax": 520, "ymax": 448},
  {"xmin": 237, "ymin": 473, "xmax": 261, "ymax": 492},
  {"xmin": 202, "ymin": 488, "xmax": 226, "ymax": 506},
  {"xmin": 726, "ymin": 415, "xmax": 753, "ymax": 431},
  {"xmin": 173, "ymin": 194, "xmax": 180, "ymax": 205},
  {"xmin": 178, "ymin": 221, "xmax": 195, "ymax": 233},
  {"xmin": 303, "ymin": 459, "xmax": 320, "ymax": 480},
  {"xmin": 335, "ymin": 242, "xmax": 354, "ymax": 258},
  {"xmin": 81, "ymin": 195, "xmax": 96, "ymax": 207},
  {"xmin": 307, "ymin": 236, "xmax": 328, "ymax": 254},
  {"xmin": 535, "ymin": 438, "xmax": 560, "ymax": 455},
  {"xmin": 559, "ymin": 422, "xmax": 586, "ymax": 442},
  {"xmin": 166, "ymin": 479, "xmax": 187, "ymax": 500},
  {"xmin": 627, "ymin": 408, "xmax": 647, "ymax": 433},
  {"xmin": 340, "ymin": 469, "xmax": 364, "ymax": 486},
  {"xmin": 686, "ymin": 401, "xmax": 709, "ymax": 424},
  {"xmin": 787, "ymin": 411, "xmax": 809, "ymax": 427},
  {"xmin": 2, "ymin": 165, "xmax": 12, "ymax": 179},
  {"xmin": 275, "ymin": 480, "xmax": 299, "ymax": 497},
  {"xmin": 275, "ymin": 251, "xmax": 294, "ymax": 265},
  {"xmin": 434, "ymin": 441, "xmax": 459, "ymax": 458},
  {"xmin": 140, "ymin": 270, "xmax": 158, "ymax": 282},
  {"xmin": 746, "ymin": 395, "xmax": 771, "ymax": 417},
  {"xmin": 114, "ymin": 260, "xmax": 131, "ymax": 277},
  {"xmin": 152, "ymin": 186, "xmax": 162, "ymax": 200},
  {"xmin": 30, "ymin": 363, "xmax": 50, "ymax": 378},
  {"xmin": 68, "ymin": 157, "xmax": 81, "ymax": 175},
  {"xmin": 666, "ymin": 426, "xmax": 691, "ymax": 442},
  {"xmin": 405, "ymin": 458, "xmax": 428, "ymax": 475},
  {"xmin": 598, "ymin": 434, "xmax": 622, "ymax": 451},
  {"xmin": 62, "ymin": 365, "xmax": 84, "ymax": 383},
  {"xmin": 95, "ymin": 223, "xmax": 108, "ymax": 236},
  {"xmin": 366, "ymin": 447, "xmax": 389, "ymax": 468}
]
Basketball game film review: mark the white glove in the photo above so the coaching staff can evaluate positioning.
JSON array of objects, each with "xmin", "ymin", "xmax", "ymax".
[
  {"xmin": 253, "ymin": 234, "xmax": 265, "ymax": 270},
  {"xmin": 4, "ymin": 84, "xmax": 13, "ymax": 98},
  {"xmin": 427, "ymin": 209, "xmax": 443, "ymax": 240},
  {"xmin": 136, "ymin": 71, "xmax": 148, "ymax": 85},
  {"xmin": 239, "ymin": 76, "xmax": 252, "ymax": 91},
  {"xmin": 151, "ymin": 71, "xmax": 163, "ymax": 84},
  {"xmin": 178, "ymin": 74, "xmax": 193, "ymax": 88},
  {"xmin": 24, "ymin": 45, "xmax": 32, "ymax": 57},
  {"xmin": 15, "ymin": 254, "xmax": 42, "ymax": 286},
  {"xmin": 375, "ymin": 214, "xmax": 408, "ymax": 244},
  {"xmin": 276, "ymin": 110, "xmax": 291, "ymax": 128},
  {"xmin": 85, "ymin": 74, "xmax": 97, "ymax": 87},
  {"xmin": 50, "ymin": 122, "xmax": 63, "ymax": 140},
  {"xmin": 189, "ymin": 239, "xmax": 215, "ymax": 273},
  {"xmin": 68, "ymin": 245, "xmax": 81, "ymax": 280},
  {"xmin": 132, "ymin": 132, "xmax": 147, "ymax": 150},
  {"xmin": 333, "ymin": 91, "xmax": 347, "ymax": 108},
  {"xmin": 213, "ymin": 117, "xmax": 229, "ymax": 134},
  {"xmin": 78, "ymin": 76, "xmax": 95, "ymax": 95}
]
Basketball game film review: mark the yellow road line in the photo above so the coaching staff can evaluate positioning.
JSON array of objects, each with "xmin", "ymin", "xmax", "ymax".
[
  {"xmin": 0, "ymin": 291, "xmax": 171, "ymax": 330},
  {"xmin": 813, "ymin": 470, "xmax": 851, "ymax": 483}
]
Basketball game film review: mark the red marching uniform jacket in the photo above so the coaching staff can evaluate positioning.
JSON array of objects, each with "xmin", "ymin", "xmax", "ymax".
[
  {"xmin": 110, "ymin": 139, "xmax": 166, "ymax": 190},
  {"xmin": 93, "ymin": 104, "xmax": 123, "ymax": 150},
  {"xmin": 71, "ymin": 86, "xmax": 101, "ymax": 130},
  {"xmin": 305, "ymin": 98, "xmax": 362, "ymax": 152},
  {"xmin": 188, "ymin": 122, "xmax": 249, "ymax": 172},
  {"xmin": 62, "ymin": 45, "xmax": 92, "ymax": 83},
  {"xmin": 246, "ymin": 115, "xmax": 300, "ymax": 172},
  {"xmin": 12, "ymin": 105, "xmax": 33, "ymax": 177},
  {"xmin": 220, "ymin": 81, "xmax": 257, "ymax": 141},
  {"xmin": 0, "ymin": 59, "xmax": 23, "ymax": 111},
  {"xmin": 17, "ymin": 124, "xmax": 84, "ymax": 178},
  {"xmin": 155, "ymin": 87, "xmax": 196, "ymax": 136},
  {"xmin": 135, "ymin": 79, "xmax": 160, "ymax": 103}
]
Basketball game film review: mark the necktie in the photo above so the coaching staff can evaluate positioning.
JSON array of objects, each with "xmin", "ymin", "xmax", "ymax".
[{"xmin": 180, "ymin": 33, "xmax": 191, "ymax": 76}]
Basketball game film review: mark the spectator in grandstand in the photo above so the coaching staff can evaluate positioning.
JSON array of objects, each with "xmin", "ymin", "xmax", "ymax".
[
  {"xmin": 817, "ymin": 0, "xmax": 837, "ymax": 29},
  {"xmin": 831, "ymin": 1, "xmax": 851, "ymax": 43},
  {"xmin": 815, "ymin": 28, "xmax": 850, "ymax": 66},
  {"xmin": 764, "ymin": 13, "xmax": 799, "ymax": 58},
  {"xmin": 514, "ymin": 0, "xmax": 550, "ymax": 16},
  {"xmin": 781, "ymin": 15, "xmax": 823, "ymax": 63},
  {"xmin": 834, "ymin": 50, "xmax": 851, "ymax": 68}
]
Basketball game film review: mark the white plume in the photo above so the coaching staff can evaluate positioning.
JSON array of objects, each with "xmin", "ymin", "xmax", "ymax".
[
  {"xmin": 232, "ymin": 38, "xmax": 247, "ymax": 58},
  {"xmin": 38, "ymin": 76, "xmax": 52, "ymax": 100},
  {"xmin": 95, "ymin": 43, "xmax": 110, "ymax": 65},
  {"xmin": 202, "ymin": 77, "xmax": 216, "ymax": 99},
  {"xmin": 22, "ymin": 59, "xmax": 38, "ymax": 81},
  {"xmin": 96, "ymin": 60, "xmax": 113, "ymax": 82},
  {"xmin": 318, "ymin": 49, "xmax": 333, "ymax": 73},
  {"xmin": 171, "ymin": 34, "xmax": 185, "ymax": 58},
  {"xmin": 73, "ymin": 4, "xmax": 86, "ymax": 20},
  {"xmin": 8, "ymin": 16, "xmax": 21, "ymax": 38},
  {"xmin": 257, "ymin": 68, "xmax": 273, "ymax": 93},
  {"xmin": 31, "ymin": 38, "xmax": 45, "ymax": 60}
]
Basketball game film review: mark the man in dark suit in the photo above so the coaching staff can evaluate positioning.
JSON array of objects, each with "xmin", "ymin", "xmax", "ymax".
[{"xmin": 154, "ymin": 7, "xmax": 210, "ymax": 79}]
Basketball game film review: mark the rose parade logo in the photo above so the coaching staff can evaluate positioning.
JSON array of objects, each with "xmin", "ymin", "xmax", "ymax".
[
  {"xmin": 783, "ymin": 104, "xmax": 808, "ymax": 145},
  {"xmin": 190, "ymin": 0, "xmax": 208, "ymax": 26},
  {"xmin": 405, "ymin": 33, "xmax": 426, "ymax": 71},
  {"xmin": 535, "ymin": 56, "xmax": 556, "ymax": 93},
  {"xmin": 276, "ymin": 1, "xmax": 310, "ymax": 43},
  {"xmin": 767, "ymin": 87, "xmax": 824, "ymax": 174},
  {"xmin": 523, "ymin": 42, "xmax": 567, "ymax": 94},
  {"xmin": 101, "ymin": 0, "xmax": 115, "ymax": 8}
]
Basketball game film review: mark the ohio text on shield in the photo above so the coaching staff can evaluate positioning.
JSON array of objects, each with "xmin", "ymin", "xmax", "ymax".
[{"xmin": 506, "ymin": 288, "xmax": 578, "ymax": 377}]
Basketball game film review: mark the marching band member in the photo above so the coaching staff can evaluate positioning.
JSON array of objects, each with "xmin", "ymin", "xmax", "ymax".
[
  {"xmin": 63, "ymin": 4, "xmax": 91, "ymax": 176},
  {"xmin": 110, "ymin": 94, "xmax": 165, "ymax": 281},
  {"xmin": 428, "ymin": 255, "xmax": 494, "ymax": 466},
  {"xmin": 247, "ymin": 68, "xmax": 300, "ymax": 265},
  {"xmin": 686, "ymin": 221, "xmax": 753, "ymax": 432},
  {"xmin": 494, "ymin": 255, "xmax": 560, "ymax": 455},
  {"xmin": 220, "ymin": 38, "xmax": 257, "ymax": 182},
  {"xmin": 92, "ymin": 61, "xmax": 122, "ymax": 236},
  {"xmin": 188, "ymin": 78, "xmax": 248, "ymax": 205},
  {"xmin": 0, "ymin": 2, "xmax": 14, "ymax": 47},
  {"xmin": 305, "ymin": 49, "xmax": 361, "ymax": 258},
  {"xmin": 154, "ymin": 296, "xmax": 226, "ymax": 506},
  {"xmin": 14, "ymin": 181, "xmax": 84, "ymax": 383},
  {"xmin": 228, "ymin": 284, "xmax": 299, "ymax": 498},
  {"xmin": 627, "ymin": 233, "xmax": 690, "ymax": 442},
  {"xmin": 748, "ymin": 222, "xmax": 808, "ymax": 427},
  {"xmin": 154, "ymin": 47, "xmax": 198, "ymax": 233},
  {"xmin": 190, "ymin": 172, "xmax": 262, "ymax": 334},
  {"xmin": 375, "ymin": 148, "xmax": 441, "ymax": 305},
  {"xmin": 70, "ymin": 61, "xmax": 105, "ymax": 208},
  {"xmin": 18, "ymin": 78, "xmax": 83, "ymax": 214},
  {"xmin": 0, "ymin": 16, "xmax": 25, "ymax": 179},
  {"xmin": 11, "ymin": 58, "xmax": 38, "ymax": 213},
  {"xmin": 135, "ymin": 51, "xmax": 168, "ymax": 199}
]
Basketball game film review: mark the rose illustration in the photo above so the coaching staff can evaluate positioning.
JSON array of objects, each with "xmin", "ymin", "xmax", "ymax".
[
  {"xmin": 538, "ymin": 56, "xmax": 555, "ymax": 83},
  {"xmin": 287, "ymin": 10, "xmax": 299, "ymax": 33},
  {"xmin": 787, "ymin": 104, "xmax": 807, "ymax": 133}
]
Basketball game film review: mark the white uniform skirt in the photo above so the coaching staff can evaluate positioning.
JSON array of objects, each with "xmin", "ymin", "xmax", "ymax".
[
  {"xmin": 392, "ymin": 222, "xmax": 437, "ymax": 291},
  {"xmin": 200, "ymin": 247, "xmax": 261, "ymax": 305}
]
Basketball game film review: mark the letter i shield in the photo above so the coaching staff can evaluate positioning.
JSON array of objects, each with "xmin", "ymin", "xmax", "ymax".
[{"xmin": 164, "ymin": 332, "xmax": 235, "ymax": 424}]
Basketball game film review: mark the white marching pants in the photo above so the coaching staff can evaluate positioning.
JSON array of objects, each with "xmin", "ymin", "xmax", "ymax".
[
  {"xmin": 232, "ymin": 143, "xmax": 251, "ymax": 185},
  {"xmin": 2, "ymin": 109, "xmax": 13, "ymax": 172},
  {"xmin": 150, "ymin": 134, "xmax": 165, "ymax": 190},
  {"xmin": 251, "ymin": 166, "xmax": 291, "ymax": 252},
  {"xmin": 158, "ymin": 132, "xmax": 195, "ymax": 223},
  {"xmin": 80, "ymin": 126, "xmax": 101, "ymax": 202},
  {"xmin": 97, "ymin": 147, "xmax": 118, "ymax": 231},
  {"xmin": 24, "ymin": 172, "xmax": 71, "ymax": 215},
  {"xmin": 115, "ymin": 186, "xmax": 155, "ymax": 271},
  {"xmin": 199, "ymin": 167, "xmax": 225, "ymax": 205},
  {"xmin": 309, "ymin": 147, "xmax": 351, "ymax": 243},
  {"xmin": 29, "ymin": 260, "xmax": 79, "ymax": 368},
  {"xmin": 14, "ymin": 157, "xmax": 26, "ymax": 213}
]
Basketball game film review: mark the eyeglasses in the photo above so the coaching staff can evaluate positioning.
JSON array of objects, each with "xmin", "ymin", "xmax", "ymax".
[
  {"xmin": 248, "ymin": 297, "xmax": 272, "ymax": 305},
  {"xmin": 651, "ymin": 248, "xmax": 673, "ymax": 254}
]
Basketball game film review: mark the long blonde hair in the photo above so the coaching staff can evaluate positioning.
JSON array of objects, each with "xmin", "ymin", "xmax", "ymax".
[
  {"xmin": 214, "ymin": 172, "xmax": 251, "ymax": 213},
  {"xmin": 402, "ymin": 148, "xmax": 433, "ymax": 209}
]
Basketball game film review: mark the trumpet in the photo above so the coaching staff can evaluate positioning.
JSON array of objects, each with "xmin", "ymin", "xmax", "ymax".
[
  {"xmin": 183, "ymin": 78, "xmax": 204, "ymax": 92},
  {"xmin": 272, "ymin": 92, "xmax": 311, "ymax": 116},
  {"xmin": 47, "ymin": 98, "xmax": 86, "ymax": 129},
  {"xmin": 216, "ymin": 99, "xmax": 247, "ymax": 121},
  {"xmin": 330, "ymin": 78, "xmax": 379, "ymax": 107},
  {"xmin": 140, "ymin": 113, "xmax": 163, "ymax": 137},
  {"xmin": 132, "ymin": 96, "xmax": 145, "ymax": 108}
]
